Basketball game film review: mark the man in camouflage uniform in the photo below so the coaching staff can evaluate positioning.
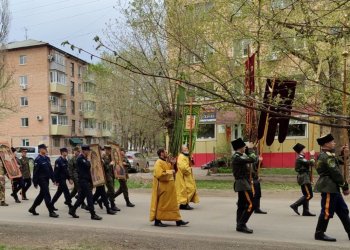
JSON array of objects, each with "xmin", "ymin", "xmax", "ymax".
[
  {"xmin": 314, "ymin": 134, "xmax": 350, "ymax": 242},
  {"xmin": 232, "ymin": 138, "xmax": 261, "ymax": 234},
  {"xmin": 101, "ymin": 145, "xmax": 119, "ymax": 212},
  {"xmin": 0, "ymin": 157, "xmax": 8, "ymax": 206},
  {"xmin": 19, "ymin": 148, "xmax": 32, "ymax": 200},
  {"xmin": 290, "ymin": 143, "xmax": 316, "ymax": 216},
  {"xmin": 11, "ymin": 147, "xmax": 23, "ymax": 203}
]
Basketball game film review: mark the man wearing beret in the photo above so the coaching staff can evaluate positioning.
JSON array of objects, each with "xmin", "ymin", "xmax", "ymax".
[
  {"xmin": 232, "ymin": 138, "xmax": 261, "ymax": 234},
  {"xmin": 69, "ymin": 145, "xmax": 102, "ymax": 220},
  {"xmin": 29, "ymin": 144, "xmax": 58, "ymax": 218},
  {"xmin": 50, "ymin": 147, "xmax": 73, "ymax": 210},
  {"xmin": 314, "ymin": 134, "xmax": 350, "ymax": 241},
  {"xmin": 290, "ymin": 143, "xmax": 316, "ymax": 216}
]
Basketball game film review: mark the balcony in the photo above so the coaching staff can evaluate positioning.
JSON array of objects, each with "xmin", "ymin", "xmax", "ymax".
[
  {"xmin": 102, "ymin": 130, "xmax": 112, "ymax": 137},
  {"xmin": 50, "ymin": 82, "xmax": 67, "ymax": 95},
  {"xmin": 83, "ymin": 92, "xmax": 96, "ymax": 101},
  {"xmin": 51, "ymin": 125, "xmax": 70, "ymax": 136},
  {"xmin": 84, "ymin": 128, "xmax": 97, "ymax": 136},
  {"xmin": 51, "ymin": 105, "xmax": 67, "ymax": 114},
  {"xmin": 83, "ymin": 110, "xmax": 96, "ymax": 119}
]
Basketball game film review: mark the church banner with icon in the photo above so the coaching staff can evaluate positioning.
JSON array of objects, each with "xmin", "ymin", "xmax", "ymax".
[
  {"xmin": 89, "ymin": 144, "xmax": 105, "ymax": 187},
  {"xmin": 109, "ymin": 143, "xmax": 126, "ymax": 179},
  {"xmin": 0, "ymin": 144, "xmax": 22, "ymax": 179}
]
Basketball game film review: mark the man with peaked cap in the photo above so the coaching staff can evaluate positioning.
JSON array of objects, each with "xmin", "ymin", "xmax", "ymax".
[
  {"xmin": 290, "ymin": 143, "xmax": 316, "ymax": 216},
  {"xmin": 29, "ymin": 144, "xmax": 58, "ymax": 218},
  {"xmin": 50, "ymin": 147, "xmax": 73, "ymax": 210},
  {"xmin": 69, "ymin": 145, "xmax": 102, "ymax": 220},
  {"xmin": 232, "ymin": 138, "xmax": 261, "ymax": 234},
  {"xmin": 10, "ymin": 147, "xmax": 23, "ymax": 203},
  {"xmin": 19, "ymin": 148, "xmax": 31, "ymax": 200},
  {"xmin": 314, "ymin": 134, "xmax": 350, "ymax": 242}
]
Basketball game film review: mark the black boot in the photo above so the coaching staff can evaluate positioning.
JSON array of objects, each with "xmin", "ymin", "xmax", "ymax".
[
  {"xmin": 28, "ymin": 206, "xmax": 39, "ymax": 215},
  {"xmin": 237, "ymin": 210, "xmax": 253, "ymax": 233},
  {"xmin": 107, "ymin": 207, "xmax": 117, "ymax": 215},
  {"xmin": 11, "ymin": 193, "xmax": 21, "ymax": 203},
  {"xmin": 290, "ymin": 197, "xmax": 305, "ymax": 215},
  {"xmin": 176, "ymin": 220, "xmax": 189, "ymax": 226},
  {"xmin": 0, "ymin": 201, "xmax": 9, "ymax": 206},
  {"xmin": 236, "ymin": 208, "xmax": 244, "ymax": 224},
  {"xmin": 155, "ymin": 219, "xmax": 167, "ymax": 227},
  {"xmin": 69, "ymin": 206, "xmax": 79, "ymax": 218},
  {"xmin": 125, "ymin": 197, "xmax": 135, "ymax": 207},
  {"xmin": 49, "ymin": 211, "xmax": 59, "ymax": 218},
  {"xmin": 90, "ymin": 211, "xmax": 102, "ymax": 220},
  {"xmin": 314, "ymin": 217, "xmax": 336, "ymax": 241},
  {"xmin": 110, "ymin": 199, "xmax": 120, "ymax": 212},
  {"xmin": 81, "ymin": 202, "xmax": 89, "ymax": 210},
  {"xmin": 302, "ymin": 200, "xmax": 316, "ymax": 216},
  {"xmin": 236, "ymin": 224, "xmax": 253, "ymax": 234},
  {"xmin": 254, "ymin": 200, "xmax": 267, "ymax": 214}
]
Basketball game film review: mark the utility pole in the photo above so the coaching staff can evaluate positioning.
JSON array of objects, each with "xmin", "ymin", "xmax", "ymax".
[{"xmin": 24, "ymin": 27, "xmax": 28, "ymax": 40}]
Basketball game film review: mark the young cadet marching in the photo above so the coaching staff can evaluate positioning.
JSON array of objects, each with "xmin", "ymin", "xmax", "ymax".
[
  {"xmin": 10, "ymin": 147, "xmax": 23, "ymax": 203},
  {"xmin": 150, "ymin": 148, "xmax": 189, "ymax": 227},
  {"xmin": 0, "ymin": 157, "xmax": 8, "ymax": 206},
  {"xmin": 69, "ymin": 145, "xmax": 102, "ymax": 220},
  {"xmin": 232, "ymin": 138, "xmax": 261, "ymax": 234},
  {"xmin": 28, "ymin": 144, "xmax": 58, "ymax": 218},
  {"xmin": 50, "ymin": 147, "xmax": 73, "ymax": 210},
  {"xmin": 19, "ymin": 148, "xmax": 32, "ymax": 200},
  {"xmin": 314, "ymin": 134, "xmax": 350, "ymax": 242},
  {"xmin": 290, "ymin": 143, "xmax": 316, "ymax": 216}
]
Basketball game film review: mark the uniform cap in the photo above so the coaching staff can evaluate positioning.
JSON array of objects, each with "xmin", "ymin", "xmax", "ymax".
[
  {"xmin": 231, "ymin": 138, "xmax": 246, "ymax": 151},
  {"xmin": 104, "ymin": 145, "xmax": 111, "ymax": 149},
  {"xmin": 60, "ymin": 147, "xmax": 68, "ymax": 153},
  {"xmin": 11, "ymin": 147, "xmax": 16, "ymax": 153},
  {"xmin": 38, "ymin": 144, "xmax": 47, "ymax": 149},
  {"xmin": 317, "ymin": 134, "xmax": 334, "ymax": 146},
  {"xmin": 20, "ymin": 148, "xmax": 28, "ymax": 152},
  {"xmin": 81, "ymin": 145, "xmax": 90, "ymax": 151},
  {"xmin": 293, "ymin": 143, "xmax": 305, "ymax": 153}
]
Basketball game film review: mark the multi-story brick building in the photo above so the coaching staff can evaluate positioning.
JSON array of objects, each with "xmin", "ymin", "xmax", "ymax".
[{"xmin": 0, "ymin": 39, "xmax": 113, "ymax": 155}]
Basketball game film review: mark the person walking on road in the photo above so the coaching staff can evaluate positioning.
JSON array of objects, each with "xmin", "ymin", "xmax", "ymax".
[{"xmin": 19, "ymin": 148, "xmax": 31, "ymax": 200}]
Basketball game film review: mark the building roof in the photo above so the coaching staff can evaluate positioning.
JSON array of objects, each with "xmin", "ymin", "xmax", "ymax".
[{"xmin": 5, "ymin": 39, "xmax": 88, "ymax": 64}]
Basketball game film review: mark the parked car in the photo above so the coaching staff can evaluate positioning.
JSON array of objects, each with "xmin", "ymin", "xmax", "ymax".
[
  {"xmin": 201, "ymin": 156, "xmax": 231, "ymax": 170},
  {"xmin": 126, "ymin": 151, "xmax": 149, "ymax": 173},
  {"xmin": 14, "ymin": 146, "xmax": 39, "ymax": 167}
]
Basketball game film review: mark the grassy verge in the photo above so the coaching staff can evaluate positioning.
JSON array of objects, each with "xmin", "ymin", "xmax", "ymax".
[
  {"xmin": 120, "ymin": 179, "xmax": 299, "ymax": 190},
  {"xmin": 216, "ymin": 168, "xmax": 296, "ymax": 175}
]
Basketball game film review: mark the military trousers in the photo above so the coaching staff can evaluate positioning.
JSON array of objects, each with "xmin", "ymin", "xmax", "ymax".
[
  {"xmin": 22, "ymin": 178, "xmax": 32, "ymax": 196},
  {"xmin": 0, "ymin": 176, "xmax": 5, "ymax": 202},
  {"xmin": 237, "ymin": 190, "xmax": 255, "ymax": 225},
  {"xmin": 31, "ymin": 179, "xmax": 53, "ymax": 212},
  {"xmin": 73, "ymin": 181, "xmax": 94, "ymax": 212},
  {"xmin": 51, "ymin": 180, "xmax": 71, "ymax": 205},
  {"xmin": 301, "ymin": 183, "xmax": 313, "ymax": 201},
  {"xmin": 93, "ymin": 185, "xmax": 109, "ymax": 208},
  {"xmin": 70, "ymin": 178, "xmax": 79, "ymax": 198},
  {"xmin": 115, "ymin": 179, "xmax": 129, "ymax": 201}
]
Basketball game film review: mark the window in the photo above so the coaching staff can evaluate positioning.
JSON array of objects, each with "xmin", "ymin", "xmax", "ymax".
[
  {"xmin": 71, "ymin": 100, "xmax": 75, "ymax": 115},
  {"xmin": 78, "ymin": 83, "xmax": 82, "ymax": 93},
  {"xmin": 50, "ymin": 71, "xmax": 66, "ymax": 85},
  {"xmin": 79, "ymin": 102, "xmax": 83, "ymax": 111},
  {"xmin": 84, "ymin": 119, "xmax": 96, "ymax": 129},
  {"xmin": 20, "ymin": 97, "xmax": 28, "ymax": 106},
  {"xmin": 53, "ymin": 52, "xmax": 65, "ymax": 66},
  {"xmin": 19, "ymin": 55, "xmax": 27, "ymax": 65},
  {"xmin": 50, "ymin": 96, "xmax": 59, "ymax": 106},
  {"xmin": 83, "ymin": 82, "xmax": 95, "ymax": 93},
  {"xmin": 103, "ymin": 121, "xmax": 111, "ymax": 130},
  {"xmin": 78, "ymin": 66, "xmax": 82, "ymax": 78},
  {"xmin": 53, "ymin": 138, "xmax": 60, "ymax": 147},
  {"xmin": 21, "ymin": 139, "xmax": 29, "ymax": 146},
  {"xmin": 21, "ymin": 118, "xmax": 29, "ymax": 127},
  {"xmin": 197, "ymin": 123, "xmax": 215, "ymax": 140},
  {"xmin": 62, "ymin": 99, "xmax": 67, "ymax": 108},
  {"xmin": 86, "ymin": 137, "xmax": 92, "ymax": 144},
  {"xmin": 19, "ymin": 76, "xmax": 28, "ymax": 86},
  {"xmin": 275, "ymin": 119, "xmax": 307, "ymax": 137},
  {"xmin": 70, "ymin": 81, "xmax": 75, "ymax": 96},
  {"xmin": 83, "ymin": 101, "xmax": 96, "ymax": 112},
  {"xmin": 51, "ymin": 115, "xmax": 68, "ymax": 125},
  {"xmin": 233, "ymin": 39, "xmax": 252, "ymax": 59},
  {"xmin": 70, "ymin": 63, "xmax": 74, "ymax": 77},
  {"xmin": 72, "ymin": 119, "xmax": 76, "ymax": 133}
]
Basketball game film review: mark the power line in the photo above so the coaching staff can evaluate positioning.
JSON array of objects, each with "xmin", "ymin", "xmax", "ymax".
[{"xmin": 12, "ymin": 0, "xmax": 72, "ymax": 13}]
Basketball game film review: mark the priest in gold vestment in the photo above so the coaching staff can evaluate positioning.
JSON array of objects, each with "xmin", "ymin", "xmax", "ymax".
[{"xmin": 150, "ymin": 149, "xmax": 189, "ymax": 227}]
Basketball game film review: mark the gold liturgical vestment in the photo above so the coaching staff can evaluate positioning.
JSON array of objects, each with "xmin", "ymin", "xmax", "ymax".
[
  {"xmin": 150, "ymin": 158, "xmax": 181, "ymax": 222},
  {"xmin": 175, "ymin": 153, "xmax": 200, "ymax": 205}
]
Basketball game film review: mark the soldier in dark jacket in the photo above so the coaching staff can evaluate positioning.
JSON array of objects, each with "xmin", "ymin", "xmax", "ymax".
[
  {"xmin": 19, "ymin": 148, "xmax": 31, "ymax": 200},
  {"xmin": 69, "ymin": 147, "xmax": 80, "ymax": 199},
  {"xmin": 290, "ymin": 143, "xmax": 316, "ymax": 216},
  {"xmin": 50, "ymin": 148, "xmax": 73, "ymax": 210},
  {"xmin": 314, "ymin": 134, "xmax": 350, "ymax": 242},
  {"xmin": 28, "ymin": 144, "xmax": 58, "ymax": 218},
  {"xmin": 232, "ymin": 138, "xmax": 260, "ymax": 234},
  {"xmin": 69, "ymin": 145, "xmax": 102, "ymax": 220}
]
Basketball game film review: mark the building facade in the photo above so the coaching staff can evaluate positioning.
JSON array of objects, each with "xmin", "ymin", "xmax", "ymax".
[{"xmin": 0, "ymin": 40, "xmax": 113, "ymax": 155}]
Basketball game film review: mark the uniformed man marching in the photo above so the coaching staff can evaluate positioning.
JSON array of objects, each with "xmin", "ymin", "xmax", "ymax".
[
  {"xmin": 0, "ymin": 157, "xmax": 8, "ymax": 206},
  {"xmin": 28, "ymin": 144, "xmax": 58, "ymax": 218},
  {"xmin": 19, "ymin": 148, "xmax": 32, "ymax": 200},
  {"xmin": 69, "ymin": 145, "xmax": 102, "ymax": 220},
  {"xmin": 51, "ymin": 147, "xmax": 73, "ymax": 210},
  {"xmin": 290, "ymin": 143, "xmax": 316, "ymax": 216},
  {"xmin": 232, "ymin": 138, "xmax": 261, "ymax": 234},
  {"xmin": 11, "ymin": 147, "xmax": 23, "ymax": 203},
  {"xmin": 314, "ymin": 134, "xmax": 350, "ymax": 242}
]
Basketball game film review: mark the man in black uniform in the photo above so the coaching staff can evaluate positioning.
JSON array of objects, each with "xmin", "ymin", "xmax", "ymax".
[
  {"xmin": 290, "ymin": 143, "xmax": 316, "ymax": 216},
  {"xmin": 19, "ymin": 148, "xmax": 31, "ymax": 200},
  {"xmin": 11, "ymin": 147, "xmax": 23, "ymax": 203},
  {"xmin": 69, "ymin": 145, "xmax": 102, "ymax": 220},
  {"xmin": 50, "ymin": 147, "xmax": 73, "ymax": 210},
  {"xmin": 232, "ymin": 138, "xmax": 260, "ymax": 234},
  {"xmin": 314, "ymin": 134, "xmax": 350, "ymax": 242},
  {"xmin": 28, "ymin": 144, "xmax": 58, "ymax": 218}
]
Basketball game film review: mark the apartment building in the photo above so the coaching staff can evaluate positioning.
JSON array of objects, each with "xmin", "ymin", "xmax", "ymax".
[{"xmin": 0, "ymin": 39, "xmax": 112, "ymax": 155}]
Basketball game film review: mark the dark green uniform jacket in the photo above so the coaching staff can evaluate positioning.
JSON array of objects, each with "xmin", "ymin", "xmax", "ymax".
[
  {"xmin": 19, "ymin": 156, "xmax": 31, "ymax": 179},
  {"xmin": 295, "ymin": 154, "xmax": 314, "ymax": 186},
  {"xmin": 102, "ymin": 154, "xmax": 114, "ymax": 182},
  {"xmin": 68, "ymin": 156, "xmax": 79, "ymax": 182},
  {"xmin": 232, "ymin": 150, "xmax": 257, "ymax": 192},
  {"xmin": 315, "ymin": 151, "xmax": 349, "ymax": 193}
]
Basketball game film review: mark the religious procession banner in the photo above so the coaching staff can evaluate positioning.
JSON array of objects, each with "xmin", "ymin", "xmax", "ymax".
[
  {"xmin": 0, "ymin": 144, "xmax": 22, "ymax": 179},
  {"xmin": 182, "ymin": 104, "xmax": 201, "ymax": 154},
  {"xmin": 109, "ymin": 143, "xmax": 126, "ymax": 179},
  {"xmin": 88, "ymin": 144, "xmax": 105, "ymax": 187}
]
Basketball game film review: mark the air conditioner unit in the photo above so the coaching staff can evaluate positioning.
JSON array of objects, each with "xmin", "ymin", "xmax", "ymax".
[
  {"xmin": 49, "ymin": 96, "xmax": 55, "ymax": 101},
  {"xmin": 36, "ymin": 115, "xmax": 43, "ymax": 121},
  {"xmin": 48, "ymin": 54, "xmax": 54, "ymax": 62},
  {"xmin": 21, "ymin": 85, "xmax": 27, "ymax": 90}
]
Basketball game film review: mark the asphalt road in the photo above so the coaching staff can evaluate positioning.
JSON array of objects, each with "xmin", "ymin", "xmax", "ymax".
[{"xmin": 0, "ymin": 188, "xmax": 350, "ymax": 249}]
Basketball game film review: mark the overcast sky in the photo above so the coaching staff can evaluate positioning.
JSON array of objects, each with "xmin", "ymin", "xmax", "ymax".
[{"xmin": 8, "ymin": 0, "xmax": 127, "ymax": 62}]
